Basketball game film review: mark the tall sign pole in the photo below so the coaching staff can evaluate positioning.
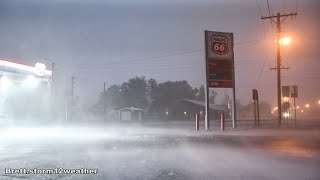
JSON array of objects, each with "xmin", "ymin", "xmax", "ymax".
[
  {"xmin": 205, "ymin": 30, "xmax": 235, "ymax": 130},
  {"xmin": 231, "ymin": 35, "xmax": 237, "ymax": 128},
  {"xmin": 204, "ymin": 32, "xmax": 210, "ymax": 130},
  {"xmin": 261, "ymin": 12, "xmax": 298, "ymax": 126}
]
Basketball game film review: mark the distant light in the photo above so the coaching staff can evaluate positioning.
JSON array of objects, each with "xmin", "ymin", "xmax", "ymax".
[
  {"xmin": 305, "ymin": 104, "xmax": 310, "ymax": 108},
  {"xmin": 297, "ymin": 106, "xmax": 300, "ymax": 109},
  {"xmin": 273, "ymin": 107, "xmax": 278, "ymax": 111},
  {"xmin": 184, "ymin": 112, "xmax": 187, "ymax": 115},
  {"xmin": 280, "ymin": 37, "xmax": 291, "ymax": 45},
  {"xmin": 271, "ymin": 111, "xmax": 274, "ymax": 114},
  {"xmin": 22, "ymin": 75, "xmax": 39, "ymax": 88},
  {"xmin": 165, "ymin": 111, "xmax": 168, "ymax": 115},
  {"xmin": 34, "ymin": 63, "xmax": 47, "ymax": 76},
  {"xmin": 318, "ymin": 100, "xmax": 320, "ymax": 105},
  {"xmin": 301, "ymin": 110, "xmax": 304, "ymax": 113},
  {"xmin": 283, "ymin": 112, "xmax": 289, "ymax": 118},
  {"xmin": 283, "ymin": 97, "xmax": 289, "ymax": 101}
]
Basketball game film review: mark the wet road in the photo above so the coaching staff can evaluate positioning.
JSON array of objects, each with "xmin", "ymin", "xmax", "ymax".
[{"xmin": 0, "ymin": 125, "xmax": 320, "ymax": 180}]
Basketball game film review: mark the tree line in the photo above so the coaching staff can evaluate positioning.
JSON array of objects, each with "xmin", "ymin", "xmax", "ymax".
[
  {"xmin": 92, "ymin": 76, "xmax": 219, "ymax": 120},
  {"xmin": 91, "ymin": 76, "xmax": 271, "ymax": 120}
]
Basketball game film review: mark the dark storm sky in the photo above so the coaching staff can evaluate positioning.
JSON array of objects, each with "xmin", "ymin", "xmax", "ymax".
[{"xmin": 0, "ymin": 0, "xmax": 319, "ymax": 106}]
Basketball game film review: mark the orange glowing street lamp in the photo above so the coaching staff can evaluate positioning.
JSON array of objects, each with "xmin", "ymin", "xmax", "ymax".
[
  {"xmin": 305, "ymin": 104, "xmax": 310, "ymax": 108},
  {"xmin": 279, "ymin": 36, "xmax": 291, "ymax": 46}
]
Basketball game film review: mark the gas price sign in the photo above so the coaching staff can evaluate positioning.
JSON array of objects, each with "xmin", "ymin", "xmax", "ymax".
[{"xmin": 205, "ymin": 31, "xmax": 234, "ymax": 88}]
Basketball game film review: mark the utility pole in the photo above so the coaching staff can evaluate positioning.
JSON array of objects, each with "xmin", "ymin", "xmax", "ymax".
[
  {"xmin": 51, "ymin": 62, "xmax": 55, "ymax": 98},
  {"xmin": 66, "ymin": 76, "xmax": 76, "ymax": 120},
  {"xmin": 104, "ymin": 81, "xmax": 106, "ymax": 113},
  {"xmin": 71, "ymin": 76, "xmax": 76, "ymax": 100},
  {"xmin": 51, "ymin": 62, "xmax": 56, "ymax": 120},
  {"xmin": 261, "ymin": 12, "xmax": 297, "ymax": 126}
]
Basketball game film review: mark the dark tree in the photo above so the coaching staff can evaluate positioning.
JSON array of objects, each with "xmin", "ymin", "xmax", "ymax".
[{"xmin": 148, "ymin": 80, "xmax": 196, "ymax": 118}]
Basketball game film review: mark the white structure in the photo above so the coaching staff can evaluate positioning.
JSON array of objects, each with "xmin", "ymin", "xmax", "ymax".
[{"xmin": 118, "ymin": 107, "xmax": 144, "ymax": 121}]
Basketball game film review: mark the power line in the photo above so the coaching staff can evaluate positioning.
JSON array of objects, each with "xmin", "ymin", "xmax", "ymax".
[
  {"xmin": 73, "ymin": 39, "xmax": 266, "ymax": 68},
  {"xmin": 266, "ymin": 0, "xmax": 274, "ymax": 29},
  {"xmin": 283, "ymin": 76, "xmax": 320, "ymax": 79},
  {"xmin": 282, "ymin": 0, "xmax": 287, "ymax": 12},
  {"xmin": 257, "ymin": 60, "xmax": 266, "ymax": 81},
  {"xmin": 256, "ymin": 0, "xmax": 264, "ymax": 17}
]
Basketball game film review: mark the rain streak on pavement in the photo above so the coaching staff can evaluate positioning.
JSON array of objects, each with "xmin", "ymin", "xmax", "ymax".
[{"xmin": 0, "ymin": 123, "xmax": 320, "ymax": 180}]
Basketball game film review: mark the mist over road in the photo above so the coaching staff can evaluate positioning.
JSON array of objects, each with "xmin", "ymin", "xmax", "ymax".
[{"xmin": 1, "ymin": 123, "xmax": 320, "ymax": 180}]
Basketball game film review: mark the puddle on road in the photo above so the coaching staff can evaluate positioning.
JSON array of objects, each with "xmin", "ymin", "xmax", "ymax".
[{"xmin": 264, "ymin": 138, "xmax": 318, "ymax": 158}]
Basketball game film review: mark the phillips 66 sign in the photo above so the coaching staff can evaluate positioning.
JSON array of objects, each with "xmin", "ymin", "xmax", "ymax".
[
  {"xmin": 211, "ymin": 35, "xmax": 229, "ymax": 55},
  {"xmin": 205, "ymin": 31, "xmax": 234, "ymax": 88}
]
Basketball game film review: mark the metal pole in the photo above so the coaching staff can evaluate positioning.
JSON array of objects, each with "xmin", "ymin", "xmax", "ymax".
[
  {"xmin": 276, "ymin": 13, "xmax": 282, "ymax": 127},
  {"xmin": 294, "ymin": 97, "xmax": 297, "ymax": 128},
  {"xmin": 196, "ymin": 113, "xmax": 199, "ymax": 131},
  {"xmin": 51, "ymin": 62, "xmax": 55, "ymax": 98},
  {"xmin": 104, "ymin": 82, "xmax": 106, "ymax": 113},
  {"xmin": 71, "ymin": 76, "xmax": 75, "ymax": 121},
  {"xmin": 204, "ymin": 31, "xmax": 210, "ymax": 130},
  {"xmin": 221, "ymin": 113, "xmax": 225, "ymax": 131},
  {"xmin": 257, "ymin": 92, "xmax": 260, "ymax": 127},
  {"xmin": 231, "ymin": 33, "xmax": 236, "ymax": 129},
  {"xmin": 71, "ymin": 76, "xmax": 75, "ymax": 99},
  {"xmin": 254, "ymin": 100, "xmax": 257, "ymax": 126},
  {"xmin": 65, "ymin": 97, "xmax": 68, "ymax": 122},
  {"xmin": 51, "ymin": 62, "xmax": 55, "ymax": 120}
]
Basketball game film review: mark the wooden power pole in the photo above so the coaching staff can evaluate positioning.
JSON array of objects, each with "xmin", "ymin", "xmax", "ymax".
[{"xmin": 261, "ymin": 12, "xmax": 297, "ymax": 126}]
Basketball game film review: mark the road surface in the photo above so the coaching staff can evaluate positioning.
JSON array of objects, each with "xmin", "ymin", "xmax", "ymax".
[{"xmin": 0, "ymin": 123, "xmax": 320, "ymax": 180}]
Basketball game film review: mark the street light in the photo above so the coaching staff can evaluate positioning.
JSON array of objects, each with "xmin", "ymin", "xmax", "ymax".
[
  {"xmin": 318, "ymin": 100, "xmax": 320, "ymax": 105},
  {"xmin": 305, "ymin": 104, "xmax": 310, "ymax": 108},
  {"xmin": 280, "ymin": 36, "xmax": 291, "ymax": 46}
]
